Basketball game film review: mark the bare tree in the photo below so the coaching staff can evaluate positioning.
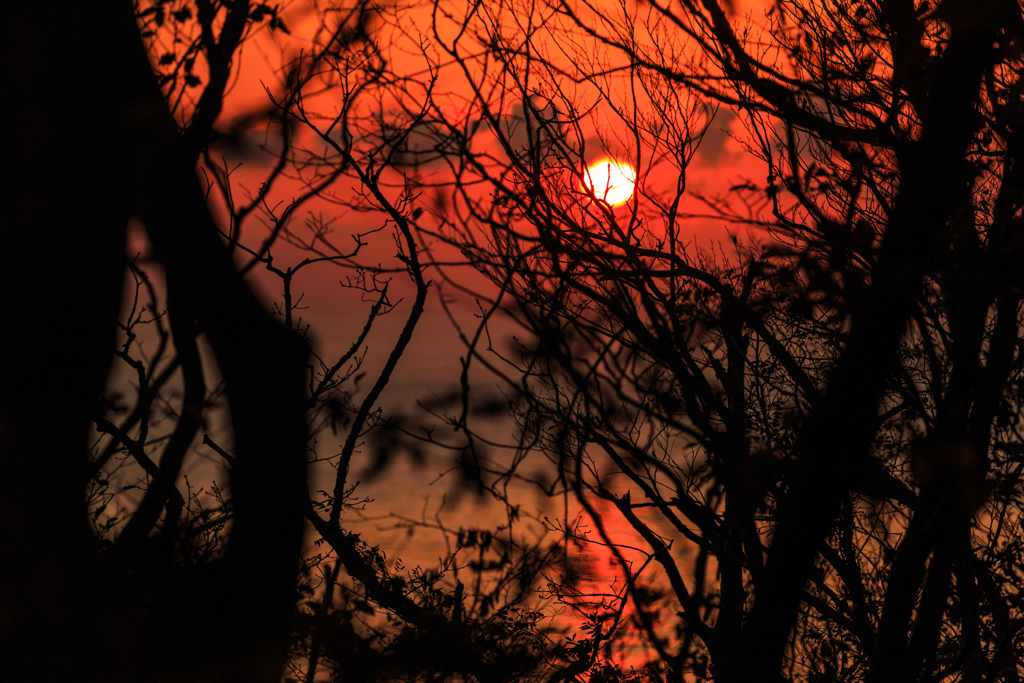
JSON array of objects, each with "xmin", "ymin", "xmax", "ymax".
[
  {"xmin": 3, "ymin": 1, "xmax": 579, "ymax": 682},
  {"xmin": 16, "ymin": 0, "xmax": 1024, "ymax": 681},
  {"xmin": 379, "ymin": 0, "xmax": 1024, "ymax": 681},
  {"xmin": 3, "ymin": 2, "xmax": 313, "ymax": 681}
]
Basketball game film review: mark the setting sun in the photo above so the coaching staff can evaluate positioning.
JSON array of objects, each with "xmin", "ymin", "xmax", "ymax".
[{"xmin": 583, "ymin": 159, "xmax": 637, "ymax": 206}]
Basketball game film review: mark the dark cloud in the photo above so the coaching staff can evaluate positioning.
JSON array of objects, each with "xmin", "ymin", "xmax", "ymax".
[{"xmin": 696, "ymin": 107, "xmax": 736, "ymax": 165}]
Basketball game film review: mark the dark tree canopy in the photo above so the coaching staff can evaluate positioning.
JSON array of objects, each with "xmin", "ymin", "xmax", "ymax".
[
  {"xmin": 7, "ymin": 0, "xmax": 1024, "ymax": 682},
  {"xmin": 3, "ymin": 3, "xmax": 308, "ymax": 681}
]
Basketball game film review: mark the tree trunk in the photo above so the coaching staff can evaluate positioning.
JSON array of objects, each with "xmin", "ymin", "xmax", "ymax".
[{"xmin": 1, "ymin": 4, "xmax": 310, "ymax": 681}]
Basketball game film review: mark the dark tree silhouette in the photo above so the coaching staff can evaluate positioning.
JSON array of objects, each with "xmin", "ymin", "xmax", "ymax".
[
  {"xmin": 3, "ymin": 3, "xmax": 309, "ymax": 681},
  {"xmin": 378, "ymin": 0, "xmax": 1024, "ymax": 680},
  {"xmin": 13, "ymin": 0, "xmax": 1024, "ymax": 681},
  {"xmin": 4, "ymin": 2, "xmax": 563, "ymax": 682}
]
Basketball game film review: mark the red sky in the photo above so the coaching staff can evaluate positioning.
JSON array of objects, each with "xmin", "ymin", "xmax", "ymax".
[{"xmin": 124, "ymin": 2, "xmax": 786, "ymax": 667}]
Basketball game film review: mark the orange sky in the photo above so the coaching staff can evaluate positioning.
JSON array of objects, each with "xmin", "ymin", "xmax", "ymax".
[
  {"xmin": 133, "ymin": 0, "xmax": 791, "ymax": 558},
  {"xmin": 125, "ymin": 3, "xmax": 792, "ymax": 672}
]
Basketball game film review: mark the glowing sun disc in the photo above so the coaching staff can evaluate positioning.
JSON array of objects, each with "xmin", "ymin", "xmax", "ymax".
[{"xmin": 583, "ymin": 159, "xmax": 637, "ymax": 206}]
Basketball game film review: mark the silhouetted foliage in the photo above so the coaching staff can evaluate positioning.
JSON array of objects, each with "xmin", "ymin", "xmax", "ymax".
[
  {"xmin": 11, "ymin": 0, "xmax": 1024, "ymax": 682},
  {"xmin": 5, "ymin": 1, "xmax": 574, "ymax": 682},
  {"xmin": 392, "ymin": 0, "xmax": 1024, "ymax": 681}
]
